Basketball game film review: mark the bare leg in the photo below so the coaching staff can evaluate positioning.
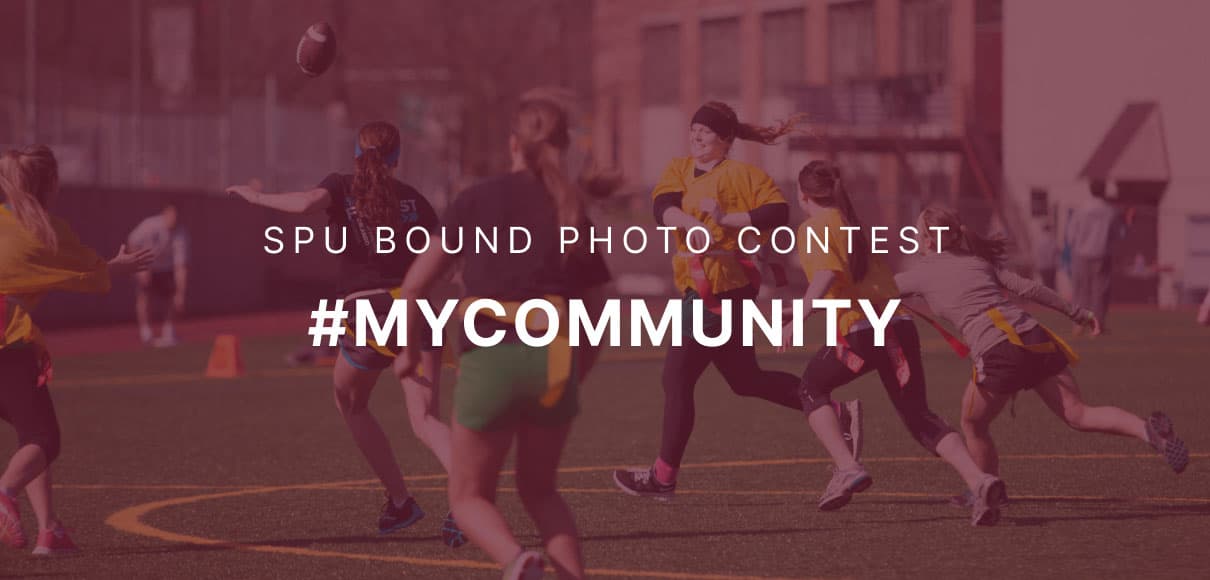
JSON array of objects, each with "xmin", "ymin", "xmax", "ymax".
[
  {"xmin": 806, "ymin": 406, "xmax": 859, "ymax": 470},
  {"xmin": 0, "ymin": 444, "xmax": 48, "ymax": 497},
  {"xmin": 447, "ymin": 421, "xmax": 519, "ymax": 565},
  {"xmin": 959, "ymin": 380, "xmax": 1011, "ymax": 475},
  {"xmin": 935, "ymin": 432, "xmax": 992, "ymax": 492},
  {"xmin": 1035, "ymin": 369, "xmax": 1148, "ymax": 440},
  {"xmin": 516, "ymin": 421, "xmax": 582, "ymax": 580},
  {"xmin": 24, "ymin": 468, "xmax": 58, "ymax": 531},
  {"xmin": 332, "ymin": 356, "xmax": 409, "ymax": 501},
  {"xmin": 401, "ymin": 350, "xmax": 453, "ymax": 472}
]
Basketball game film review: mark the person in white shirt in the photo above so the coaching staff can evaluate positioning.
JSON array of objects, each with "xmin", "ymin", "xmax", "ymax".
[
  {"xmin": 1065, "ymin": 181, "xmax": 1125, "ymax": 331},
  {"xmin": 126, "ymin": 203, "xmax": 188, "ymax": 346}
]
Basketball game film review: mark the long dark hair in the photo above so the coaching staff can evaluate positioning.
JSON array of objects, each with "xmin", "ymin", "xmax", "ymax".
[
  {"xmin": 0, "ymin": 145, "xmax": 59, "ymax": 251},
  {"xmin": 351, "ymin": 121, "xmax": 403, "ymax": 234},
  {"xmin": 918, "ymin": 206, "xmax": 1009, "ymax": 266},
  {"xmin": 798, "ymin": 160, "xmax": 870, "ymax": 281},
  {"xmin": 698, "ymin": 100, "xmax": 807, "ymax": 145}
]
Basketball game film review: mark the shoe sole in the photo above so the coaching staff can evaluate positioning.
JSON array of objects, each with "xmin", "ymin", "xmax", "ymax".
[
  {"xmin": 972, "ymin": 479, "xmax": 1007, "ymax": 527},
  {"xmin": 612, "ymin": 471, "xmax": 674, "ymax": 502},
  {"xmin": 818, "ymin": 473, "xmax": 873, "ymax": 511},
  {"xmin": 1149, "ymin": 413, "xmax": 1189, "ymax": 474},
  {"xmin": 378, "ymin": 509, "xmax": 426, "ymax": 535}
]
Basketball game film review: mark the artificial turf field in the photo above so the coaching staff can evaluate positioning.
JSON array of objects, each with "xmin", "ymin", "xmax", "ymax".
[{"xmin": 2, "ymin": 308, "xmax": 1209, "ymax": 579}]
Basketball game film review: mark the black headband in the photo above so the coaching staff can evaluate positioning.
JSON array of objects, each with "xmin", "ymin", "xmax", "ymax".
[{"xmin": 690, "ymin": 106, "xmax": 737, "ymax": 141}]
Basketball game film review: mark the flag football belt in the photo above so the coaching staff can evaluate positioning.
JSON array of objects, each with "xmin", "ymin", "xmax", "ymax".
[
  {"xmin": 341, "ymin": 287, "xmax": 457, "ymax": 376},
  {"xmin": 682, "ymin": 250, "xmax": 784, "ymax": 315},
  {"xmin": 988, "ymin": 307, "xmax": 1079, "ymax": 364},
  {"xmin": 455, "ymin": 295, "xmax": 572, "ymax": 409},
  {"xmin": 834, "ymin": 315, "xmax": 912, "ymax": 388},
  {"xmin": 831, "ymin": 306, "xmax": 972, "ymax": 390}
]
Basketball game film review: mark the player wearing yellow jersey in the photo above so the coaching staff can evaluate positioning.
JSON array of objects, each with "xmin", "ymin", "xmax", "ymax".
[
  {"xmin": 612, "ymin": 102, "xmax": 866, "ymax": 500},
  {"xmin": 0, "ymin": 146, "xmax": 153, "ymax": 554}
]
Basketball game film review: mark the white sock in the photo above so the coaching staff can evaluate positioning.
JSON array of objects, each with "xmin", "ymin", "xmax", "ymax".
[
  {"xmin": 391, "ymin": 494, "xmax": 411, "ymax": 509},
  {"xmin": 161, "ymin": 321, "xmax": 176, "ymax": 340},
  {"xmin": 139, "ymin": 326, "xmax": 153, "ymax": 342}
]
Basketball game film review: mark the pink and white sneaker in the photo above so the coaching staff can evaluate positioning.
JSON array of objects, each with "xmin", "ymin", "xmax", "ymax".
[
  {"xmin": 33, "ymin": 525, "xmax": 79, "ymax": 556},
  {"xmin": 0, "ymin": 493, "xmax": 27, "ymax": 549}
]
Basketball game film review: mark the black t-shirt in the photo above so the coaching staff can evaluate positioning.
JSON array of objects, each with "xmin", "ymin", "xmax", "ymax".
[
  {"xmin": 444, "ymin": 170, "xmax": 612, "ymax": 302},
  {"xmin": 319, "ymin": 173, "xmax": 439, "ymax": 295}
]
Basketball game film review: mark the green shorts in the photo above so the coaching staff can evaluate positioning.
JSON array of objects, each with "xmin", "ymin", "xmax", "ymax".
[{"xmin": 454, "ymin": 343, "xmax": 579, "ymax": 432}]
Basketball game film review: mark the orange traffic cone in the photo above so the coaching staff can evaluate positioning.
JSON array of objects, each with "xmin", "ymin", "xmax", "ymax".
[{"xmin": 205, "ymin": 334, "xmax": 245, "ymax": 378}]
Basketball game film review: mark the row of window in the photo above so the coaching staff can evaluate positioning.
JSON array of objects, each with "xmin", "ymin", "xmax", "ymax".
[{"xmin": 641, "ymin": 0, "xmax": 954, "ymax": 105}]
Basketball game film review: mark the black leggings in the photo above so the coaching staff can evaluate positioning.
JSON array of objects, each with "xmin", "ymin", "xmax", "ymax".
[
  {"xmin": 659, "ymin": 290, "xmax": 801, "ymax": 467},
  {"xmin": 799, "ymin": 320, "xmax": 953, "ymax": 454},
  {"xmin": 0, "ymin": 347, "xmax": 62, "ymax": 464}
]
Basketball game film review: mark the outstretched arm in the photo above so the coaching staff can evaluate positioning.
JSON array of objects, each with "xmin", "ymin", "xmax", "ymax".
[
  {"xmin": 995, "ymin": 267, "xmax": 1097, "ymax": 330},
  {"xmin": 227, "ymin": 185, "xmax": 331, "ymax": 214}
]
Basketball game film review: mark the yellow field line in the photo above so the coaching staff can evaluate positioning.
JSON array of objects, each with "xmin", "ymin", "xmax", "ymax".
[
  {"xmin": 104, "ymin": 485, "xmax": 817, "ymax": 580},
  {"xmin": 76, "ymin": 452, "xmax": 1207, "ymax": 492}
]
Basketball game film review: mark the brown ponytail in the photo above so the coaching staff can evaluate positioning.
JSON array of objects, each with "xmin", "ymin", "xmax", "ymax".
[
  {"xmin": 918, "ymin": 206, "xmax": 1008, "ymax": 266},
  {"xmin": 513, "ymin": 97, "xmax": 580, "ymax": 229},
  {"xmin": 0, "ymin": 145, "xmax": 60, "ymax": 251},
  {"xmin": 797, "ymin": 160, "xmax": 870, "ymax": 281},
  {"xmin": 351, "ymin": 121, "xmax": 403, "ymax": 234}
]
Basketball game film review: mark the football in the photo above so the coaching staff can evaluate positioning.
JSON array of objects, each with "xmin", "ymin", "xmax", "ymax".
[{"xmin": 296, "ymin": 22, "xmax": 336, "ymax": 77}]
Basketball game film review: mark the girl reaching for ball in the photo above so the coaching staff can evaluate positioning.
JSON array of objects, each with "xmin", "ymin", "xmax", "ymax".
[{"xmin": 227, "ymin": 121, "xmax": 467, "ymax": 546}]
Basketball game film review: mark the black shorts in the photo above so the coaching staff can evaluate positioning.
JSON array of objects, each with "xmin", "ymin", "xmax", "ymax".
[
  {"xmin": 0, "ymin": 346, "xmax": 62, "ymax": 461},
  {"xmin": 145, "ymin": 271, "xmax": 176, "ymax": 298},
  {"xmin": 338, "ymin": 290, "xmax": 440, "ymax": 371},
  {"xmin": 974, "ymin": 326, "xmax": 1069, "ymax": 394}
]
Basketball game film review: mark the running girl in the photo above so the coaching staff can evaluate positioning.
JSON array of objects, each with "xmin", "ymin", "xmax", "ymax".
[
  {"xmin": 612, "ymin": 101, "xmax": 863, "ymax": 501},
  {"xmin": 396, "ymin": 93, "xmax": 613, "ymax": 580},
  {"xmin": 897, "ymin": 207, "xmax": 1188, "ymax": 487},
  {"xmin": 1, "ymin": 145, "xmax": 154, "ymax": 554},
  {"xmin": 227, "ymin": 121, "xmax": 464, "ymax": 544},
  {"xmin": 788, "ymin": 161, "xmax": 1006, "ymax": 526}
]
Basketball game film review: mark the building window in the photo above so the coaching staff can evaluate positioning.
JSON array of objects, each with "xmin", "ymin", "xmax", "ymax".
[
  {"xmin": 901, "ymin": 0, "xmax": 950, "ymax": 78},
  {"xmin": 976, "ymin": 0, "xmax": 1003, "ymax": 25},
  {"xmin": 829, "ymin": 1, "xmax": 876, "ymax": 82},
  {"xmin": 762, "ymin": 8, "xmax": 805, "ymax": 95},
  {"xmin": 641, "ymin": 24, "xmax": 681, "ymax": 105},
  {"xmin": 700, "ymin": 17, "xmax": 741, "ymax": 101}
]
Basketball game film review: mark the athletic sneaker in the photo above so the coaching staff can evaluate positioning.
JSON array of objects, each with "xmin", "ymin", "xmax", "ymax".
[
  {"xmin": 441, "ymin": 511, "xmax": 468, "ymax": 548},
  {"xmin": 1146, "ymin": 412, "xmax": 1189, "ymax": 474},
  {"xmin": 612, "ymin": 467, "xmax": 675, "ymax": 501},
  {"xmin": 817, "ymin": 464, "xmax": 873, "ymax": 511},
  {"xmin": 502, "ymin": 550, "xmax": 545, "ymax": 580},
  {"xmin": 949, "ymin": 487, "xmax": 1011, "ymax": 509},
  {"xmin": 378, "ymin": 495, "xmax": 426, "ymax": 534},
  {"xmin": 0, "ymin": 493, "xmax": 26, "ymax": 549},
  {"xmin": 838, "ymin": 400, "xmax": 864, "ymax": 461},
  {"xmin": 970, "ymin": 475, "xmax": 1007, "ymax": 527},
  {"xmin": 32, "ymin": 526, "xmax": 78, "ymax": 556}
]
